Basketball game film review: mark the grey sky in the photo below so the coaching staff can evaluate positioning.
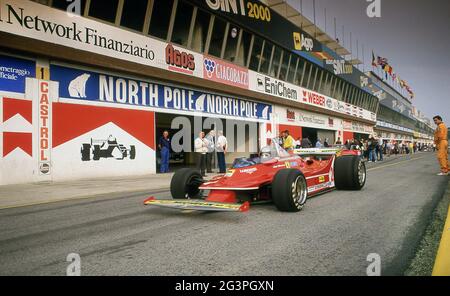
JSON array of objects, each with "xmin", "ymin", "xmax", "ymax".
[{"xmin": 285, "ymin": 0, "xmax": 450, "ymax": 124}]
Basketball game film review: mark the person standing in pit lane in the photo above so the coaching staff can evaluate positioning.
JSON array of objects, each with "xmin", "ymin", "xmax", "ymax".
[
  {"xmin": 283, "ymin": 130, "xmax": 295, "ymax": 151},
  {"xmin": 194, "ymin": 131, "xmax": 209, "ymax": 177},
  {"xmin": 158, "ymin": 131, "xmax": 171, "ymax": 173},
  {"xmin": 216, "ymin": 131, "xmax": 228, "ymax": 174},
  {"xmin": 433, "ymin": 115, "xmax": 449, "ymax": 176},
  {"xmin": 205, "ymin": 130, "xmax": 216, "ymax": 174}
]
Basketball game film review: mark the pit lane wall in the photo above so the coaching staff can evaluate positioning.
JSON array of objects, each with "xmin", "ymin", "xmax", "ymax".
[
  {"xmin": 0, "ymin": 0, "xmax": 377, "ymax": 185},
  {"xmin": 0, "ymin": 53, "xmax": 273, "ymax": 185},
  {"xmin": 0, "ymin": 54, "xmax": 157, "ymax": 185}
]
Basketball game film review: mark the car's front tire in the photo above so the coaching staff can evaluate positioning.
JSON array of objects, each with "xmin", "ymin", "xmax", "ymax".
[
  {"xmin": 271, "ymin": 169, "xmax": 308, "ymax": 212},
  {"xmin": 334, "ymin": 155, "xmax": 366, "ymax": 190},
  {"xmin": 170, "ymin": 168, "xmax": 204, "ymax": 199}
]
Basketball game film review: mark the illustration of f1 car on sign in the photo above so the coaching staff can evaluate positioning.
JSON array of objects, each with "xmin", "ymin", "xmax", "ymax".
[
  {"xmin": 144, "ymin": 140, "xmax": 366, "ymax": 213},
  {"xmin": 81, "ymin": 135, "xmax": 136, "ymax": 161}
]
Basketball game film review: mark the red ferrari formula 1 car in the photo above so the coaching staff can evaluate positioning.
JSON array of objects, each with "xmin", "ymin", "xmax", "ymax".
[{"xmin": 144, "ymin": 141, "xmax": 366, "ymax": 213}]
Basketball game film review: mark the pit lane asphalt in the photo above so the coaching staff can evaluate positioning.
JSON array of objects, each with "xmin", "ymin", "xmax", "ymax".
[{"xmin": 0, "ymin": 152, "xmax": 448, "ymax": 276}]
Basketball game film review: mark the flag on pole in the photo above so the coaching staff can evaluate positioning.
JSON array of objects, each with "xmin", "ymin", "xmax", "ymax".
[{"xmin": 372, "ymin": 51, "xmax": 378, "ymax": 67}]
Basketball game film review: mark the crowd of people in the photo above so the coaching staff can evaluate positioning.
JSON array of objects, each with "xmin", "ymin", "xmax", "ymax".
[
  {"xmin": 342, "ymin": 137, "xmax": 435, "ymax": 163},
  {"xmin": 158, "ymin": 130, "xmax": 228, "ymax": 176}
]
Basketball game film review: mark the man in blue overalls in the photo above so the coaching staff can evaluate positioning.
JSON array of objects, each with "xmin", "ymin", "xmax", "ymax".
[{"xmin": 158, "ymin": 131, "xmax": 170, "ymax": 173}]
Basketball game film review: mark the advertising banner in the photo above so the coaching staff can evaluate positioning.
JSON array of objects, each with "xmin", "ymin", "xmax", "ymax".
[
  {"xmin": 0, "ymin": 0, "xmax": 203, "ymax": 79},
  {"xmin": 343, "ymin": 120, "xmax": 374, "ymax": 135},
  {"xmin": 188, "ymin": 0, "xmax": 322, "ymax": 53},
  {"xmin": 249, "ymin": 70, "xmax": 376, "ymax": 122},
  {"xmin": 51, "ymin": 64, "xmax": 272, "ymax": 121},
  {"xmin": 274, "ymin": 105, "xmax": 341, "ymax": 131},
  {"xmin": 202, "ymin": 55, "xmax": 249, "ymax": 89},
  {"xmin": 0, "ymin": 54, "xmax": 36, "ymax": 93}
]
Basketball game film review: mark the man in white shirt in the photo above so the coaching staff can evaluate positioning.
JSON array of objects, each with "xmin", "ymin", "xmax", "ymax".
[
  {"xmin": 215, "ymin": 131, "xmax": 228, "ymax": 173},
  {"xmin": 205, "ymin": 130, "xmax": 216, "ymax": 173},
  {"xmin": 194, "ymin": 131, "xmax": 209, "ymax": 176}
]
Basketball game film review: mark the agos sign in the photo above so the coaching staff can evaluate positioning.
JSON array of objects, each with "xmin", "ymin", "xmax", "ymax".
[{"xmin": 165, "ymin": 44, "xmax": 195, "ymax": 74}]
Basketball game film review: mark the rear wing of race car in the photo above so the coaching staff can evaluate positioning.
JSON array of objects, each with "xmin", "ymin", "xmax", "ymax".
[{"xmin": 293, "ymin": 148, "xmax": 342, "ymax": 156}]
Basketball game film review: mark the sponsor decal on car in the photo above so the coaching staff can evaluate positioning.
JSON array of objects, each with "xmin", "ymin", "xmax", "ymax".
[
  {"xmin": 240, "ymin": 167, "xmax": 257, "ymax": 174},
  {"xmin": 307, "ymin": 181, "xmax": 334, "ymax": 193},
  {"xmin": 272, "ymin": 164, "xmax": 286, "ymax": 169},
  {"xmin": 225, "ymin": 169, "xmax": 235, "ymax": 177}
]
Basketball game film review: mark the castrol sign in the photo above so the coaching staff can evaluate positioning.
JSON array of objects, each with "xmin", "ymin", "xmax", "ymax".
[
  {"xmin": 38, "ymin": 81, "xmax": 52, "ymax": 175},
  {"xmin": 27, "ymin": 77, "xmax": 57, "ymax": 179}
]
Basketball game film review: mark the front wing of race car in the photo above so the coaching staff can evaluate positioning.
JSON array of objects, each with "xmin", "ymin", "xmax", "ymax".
[{"xmin": 143, "ymin": 197, "xmax": 250, "ymax": 212}]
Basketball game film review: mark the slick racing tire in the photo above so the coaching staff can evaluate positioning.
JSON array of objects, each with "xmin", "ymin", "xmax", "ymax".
[
  {"xmin": 334, "ymin": 155, "xmax": 366, "ymax": 190},
  {"xmin": 272, "ymin": 169, "xmax": 308, "ymax": 212},
  {"xmin": 129, "ymin": 146, "xmax": 136, "ymax": 160},
  {"xmin": 81, "ymin": 144, "xmax": 91, "ymax": 161},
  {"xmin": 170, "ymin": 168, "xmax": 204, "ymax": 199}
]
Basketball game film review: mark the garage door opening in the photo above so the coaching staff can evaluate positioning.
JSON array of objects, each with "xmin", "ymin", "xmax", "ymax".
[{"xmin": 155, "ymin": 113, "xmax": 260, "ymax": 173}]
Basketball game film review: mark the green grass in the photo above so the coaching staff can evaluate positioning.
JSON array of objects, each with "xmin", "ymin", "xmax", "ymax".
[{"xmin": 405, "ymin": 181, "xmax": 450, "ymax": 276}]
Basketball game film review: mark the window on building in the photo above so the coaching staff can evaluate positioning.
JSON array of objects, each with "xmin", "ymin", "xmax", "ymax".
[
  {"xmin": 120, "ymin": 0, "xmax": 148, "ymax": 31},
  {"xmin": 302, "ymin": 62, "xmax": 311, "ymax": 88},
  {"xmin": 208, "ymin": 17, "xmax": 227, "ymax": 58},
  {"xmin": 350, "ymin": 86, "xmax": 356, "ymax": 104},
  {"xmin": 349, "ymin": 86, "xmax": 356, "ymax": 104},
  {"xmin": 277, "ymin": 52, "xmax": 289, "ymax": 81},
  {"xmin": 249, "ymin": 35, "xmax": 264, "ymax": 71},
  {"xmin": 259, "ymin": 41, "xmax": 273, "ymax": 74},
  {"xmin": 342, "ymin": 83, "xmax": 349, "ymax": 102},
  {"xmin": 286, "ymin": 56, "xmax": 298, "ymax": 83},
  {"xmin": 223, "ymin": 25, "xmax": 241, "ymax": 62},
  {"xmin": 171, "ymin": 0, "xmax": 194, "ymax": 46},
  {"xmin": 306, "ymin": 65, "xmax": 319, "ymax": 91},
  {"xmin": 88, "ymin": 0, "xmax": 119, "ymax": 23},
  {"xmin": 328, "ymin": 75, "xmax": 335, "ymax": 97},
  {"xmin": 278, "ymin": 51, "xmax": 290, "ymax": 80},
  {"xmin": 52, "ymin": 0, "xmax": 87, "ymax": 14},
  {"xmin": 190, "ymin": 8, "xmax": 211, "ymax": 53},
  {"xmin": 149, "ymin": 0, "xmax": 175, "ymax": 40},
  {"xmin": 269, "ymin": 46, "xmax": 282, "ymax": 78},
  {"xmin": 358, "ymin": 90, "xmax": 364, "ymax": 108},
  {"xmin": 236, "ymin": 30, "xmax": 252, "ymax": 67},
  {"xmin": 317, "ymin": 69, "xmax": 324, "ymax": 92},
  {"xmin": 296, "ymin": 59, "xmax": 305, "ymax": 86}
]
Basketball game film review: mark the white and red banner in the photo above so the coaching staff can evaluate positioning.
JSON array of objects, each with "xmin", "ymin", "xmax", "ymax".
[
  {"xmin": 203, "ymin": 56, "xmax": 249, "ymax": 89},
  {"xmin": 249, "ymin": 71, "xmax": 377, "ymax": 123}
]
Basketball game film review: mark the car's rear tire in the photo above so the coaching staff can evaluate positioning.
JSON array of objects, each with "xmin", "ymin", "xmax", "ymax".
[
  {"xmin": 271, "ymin": 169, "xmax": 308, "ymax": 212},
  {"xmin": 334, "ymin": 155, "xmax": 366, "ymax": 190},
  {"xmin": 81, "ymin": 144, "xmax": 91, "ymax": 161},
  {"xmin": 170, "ymin": 168, "xmax": 204, "ymax": 199}
]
